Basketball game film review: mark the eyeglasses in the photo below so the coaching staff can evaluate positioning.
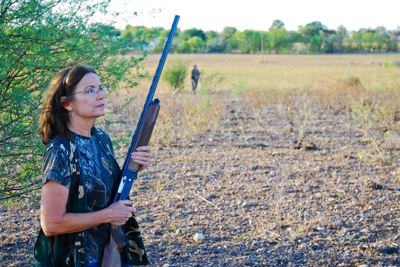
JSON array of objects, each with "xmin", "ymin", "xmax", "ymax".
[{"xmin": 67, "ymin": 86, "xmax": 108, "ymax": 97}]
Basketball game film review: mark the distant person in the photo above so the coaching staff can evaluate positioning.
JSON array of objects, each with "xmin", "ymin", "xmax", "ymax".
[{"xmin": 191, "ymin": 65, "xmax": 200, "ymax": 92}]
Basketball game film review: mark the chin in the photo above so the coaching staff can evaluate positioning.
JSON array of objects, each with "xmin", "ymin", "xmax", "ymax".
[{"xmin": 93, "ymin": 110, "xmax": 106, "ymax": 118}]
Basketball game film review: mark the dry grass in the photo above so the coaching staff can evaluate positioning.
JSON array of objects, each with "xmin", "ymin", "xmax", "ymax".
[
  {"xmin": 131, "ymin": 53, "xmax": 400, "ymax": 94},
  {"xmin": 103, "ymin": 53, "xmax": 400, "ymax": 163}
]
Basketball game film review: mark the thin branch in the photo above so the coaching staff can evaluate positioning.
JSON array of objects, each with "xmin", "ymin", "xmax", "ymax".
[{"xmin": 189, "ymin": 190, "xmax": 217, "ymax": 207}]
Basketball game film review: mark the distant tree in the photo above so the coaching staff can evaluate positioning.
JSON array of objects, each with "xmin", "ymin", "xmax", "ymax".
[
  {"xmin": 386, "ymin": 39, "xmax": 398, "ymax": 51},
  {"xmin": 270, "ymin": 19, "xmax": 285, "ymax": 30},
  {"xmin": 186, "ymin": 36, "xmax": 205, "ymax": 52},
  {"xmin": 166, "ymin": 28, "xmax": 182, "ymax": 52},
  {"xmin": 222, "ymin": 27, "xmax": 237, "ymax": 40},
  {"xmin": 261, "ymin": 31, "xmax": 271, "ymax": 52},
  {"xmin": 151, "ymin": 27, "xmax": 168, "ymax": 52},
  {"xmin": 206, "ymin": 39, "xmax": 224, "ymax": 52},
  {"xmin": 388, "ymin": 27, "xmax": 400, "ymax": 41},
  {"xmin": 298, "ymin": 21, "xmax": 326, "ymax": 53},
  {"xmin": 225, "ymin": 35, "xmax": 240, "ymax": 52},
  {"xmin": 97, "ymin": 24, "xmax": 121, "ymax": 37},
  {"xmin": 206, "ymin": 31, "xmax": 224, "ymax": 52},
  {"xmin": 331, "ymin": 25, "xmax": 347, "ymax": 52},
  {"xmin": 289, "ymin": 31, "xmax": 302, "ymax": 43},
  {"xmin": 204, "ymin": 30, "xmax": 223, "ymax": 52},
  {"xmin": 309, "ymin": 34, "xmax": 322, "ymax": 53},
  {"xmin": 302, "ymin": 21, "xmax": 324, "ymax": 37},
  {"xmin": 121, "ymin": 25, "xmax": 158, "ymax": 42},
  {"xmin": 233, "ymin": 30, "xmax": 253, "ymax": 53},
  {"xmin": 207, "ymin": 30, "xmax": 219, "ymax": 39},
  {"xmin": 363, "ymin": 29, "xmax": 376, "ymax": 52},
  {"xmin": 337, "ymin": 25, "xmax": 347, "ymax": 37},
  {"xmin": 177, "ymin": 41, "xmax": 192, "ymax": 53},
  {"xmin": 268, "ymin": 21, "xmax": 290, "ymax": 53},
  {"xmin": 373, "ymin": 26, "xmax": 390, "ymax": 51},
  {"xmin": 320, "ymin": 31, "xmax": 337, "ymax": 53},
  {"xmin": 180, "ymin": 28, "xmax": 206, "ymax": 41}
]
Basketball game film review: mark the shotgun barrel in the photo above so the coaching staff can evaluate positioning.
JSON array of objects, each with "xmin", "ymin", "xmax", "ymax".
[
  {"xmin": 113, "ymin": 15, "xmax": 180, "ymax": 203},
  {"xmin": 101, "ymin": 15, "xmax": 180, "ymax": 267}
]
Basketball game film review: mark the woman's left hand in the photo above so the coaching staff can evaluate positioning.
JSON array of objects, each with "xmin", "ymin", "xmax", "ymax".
[{"xmin": 131, "ymin": 146, "xmax": 153, "ymax": 171}]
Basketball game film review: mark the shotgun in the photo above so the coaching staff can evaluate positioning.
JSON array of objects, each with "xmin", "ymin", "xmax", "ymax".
[{"xmin": 101, "ymin": 15, "xmax": 180, "ymax": 266}]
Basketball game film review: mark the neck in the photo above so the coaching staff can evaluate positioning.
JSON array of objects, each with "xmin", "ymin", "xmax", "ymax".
[{"xmin": 68, "ymin": 118, "xmax": 94, "ymax": 137}]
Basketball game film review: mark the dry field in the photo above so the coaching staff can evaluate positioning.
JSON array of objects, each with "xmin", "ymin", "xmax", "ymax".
[
  {"xmin": 1, "ymin": 54, "xmax": 400, "ymax": 266},
  {"xmin": 135, "ymin": 53, "xmax": 400, "ymax": 93}
]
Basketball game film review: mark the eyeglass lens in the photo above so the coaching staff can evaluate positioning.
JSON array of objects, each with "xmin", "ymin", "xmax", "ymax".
[{"xmin": 87, "ymin": 87, "xmax": 108, "ymax": 95}]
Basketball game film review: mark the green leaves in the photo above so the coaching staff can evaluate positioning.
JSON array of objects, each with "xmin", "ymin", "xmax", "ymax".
[
  {"xmin": 0, "ymin": 0, "xmax": 147, "ymax": 204},
  {"xmin": 161, "ymin": 59, "xmax": 188, "ymax": 92}
]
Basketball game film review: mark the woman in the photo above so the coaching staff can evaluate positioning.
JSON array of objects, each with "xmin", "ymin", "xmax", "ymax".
[{"xmin": 35, "ymin": 66, "xmax": 151, "ymax": 267}]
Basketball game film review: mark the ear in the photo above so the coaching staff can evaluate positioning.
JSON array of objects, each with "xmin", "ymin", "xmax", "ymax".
[{"xmin": 60, "ymin": 96, "xmax": 72, "ymax": 111}]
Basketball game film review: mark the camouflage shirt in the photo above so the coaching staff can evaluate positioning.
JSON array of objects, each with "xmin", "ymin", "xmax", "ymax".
[{"xmin": 42, "ymin": 131, "xmax": 120, "ymax": 264}]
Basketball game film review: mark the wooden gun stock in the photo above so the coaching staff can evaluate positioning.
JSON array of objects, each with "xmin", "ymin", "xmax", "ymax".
[{"xmin": 127, "ymin": 100, "xmax": 160, "ymax": 171}]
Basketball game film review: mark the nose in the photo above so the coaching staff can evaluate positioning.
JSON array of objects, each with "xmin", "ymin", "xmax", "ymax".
[{"xmin": 97, "ymin": 89, "xmax": 106, "ymax": 100}]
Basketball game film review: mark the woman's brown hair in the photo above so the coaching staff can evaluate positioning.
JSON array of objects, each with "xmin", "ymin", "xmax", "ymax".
[{"xmin": 39, "ymin": 66, "xmax": 97, "ymax": 145}]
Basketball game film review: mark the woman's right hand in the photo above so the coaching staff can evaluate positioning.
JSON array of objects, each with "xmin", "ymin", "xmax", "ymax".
[{"xmin": 106, "ymin": 200, "xmax": 137, "ymax": 226}]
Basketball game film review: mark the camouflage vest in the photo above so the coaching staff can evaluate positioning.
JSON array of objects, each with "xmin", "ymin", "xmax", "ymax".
[{"xmin": 34, "ymin": 129, "xmax": 149, "ymax": 266}]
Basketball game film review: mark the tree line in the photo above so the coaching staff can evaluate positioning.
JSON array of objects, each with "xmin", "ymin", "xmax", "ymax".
[{"xmin": 115, "ymin": 20, "xmax": 400, "ymax": 54}]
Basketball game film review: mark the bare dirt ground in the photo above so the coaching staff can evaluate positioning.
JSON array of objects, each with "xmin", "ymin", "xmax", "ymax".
[{"xmin": 2, "ymin": 98, "xmax": 400, "ymax": 267}]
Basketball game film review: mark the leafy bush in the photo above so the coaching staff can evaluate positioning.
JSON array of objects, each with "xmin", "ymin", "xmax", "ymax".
[
  {"xmin": 0, "ymin": 0, "xmax": 147, "ymax": 204},
  {"xmin": 162, "ymin": 59, "xmax": 189, "ymax": 92}
]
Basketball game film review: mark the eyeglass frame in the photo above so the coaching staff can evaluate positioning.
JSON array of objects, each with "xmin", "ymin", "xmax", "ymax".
[{"xmin": 65, "ymin": 86, "xmax": 108, "ymax": 97}]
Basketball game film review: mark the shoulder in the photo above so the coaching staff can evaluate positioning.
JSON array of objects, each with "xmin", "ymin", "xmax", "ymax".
[
  {"xmin": 43, "ymin": 140, "xmax": 70, "ymax": 169},
  {"xmin": 43, "ymin": 146, "xmax": 70, "ymax": 174},
  {"xmin": 42, "ymin": 146, "xmax": 71, "ymax": 188},
  {"xmin": 44, "ymin": 147, "xmax": 68, "ymax": 163},
  {"xmin": 45, "ymin": 136, "xmax": 73, "ymax": 159}
]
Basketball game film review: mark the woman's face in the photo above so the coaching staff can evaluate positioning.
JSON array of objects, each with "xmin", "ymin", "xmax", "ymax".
[{"xmin": 69, "ymin": 73, "xmax": 106, "ymax": 120}]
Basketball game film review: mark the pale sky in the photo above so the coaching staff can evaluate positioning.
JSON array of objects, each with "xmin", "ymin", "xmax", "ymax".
[{"xmin": 108, "ymin": 0, "xmax": 400, "ymax": 32}]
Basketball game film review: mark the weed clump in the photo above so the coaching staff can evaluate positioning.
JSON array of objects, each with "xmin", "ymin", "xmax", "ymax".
[
  {"xmin": 230, "ymin": 80, "xmax": 247, "ymax": 97},
  {"xmin": 198, "ymin": 71, "xmax": 224, "ymax": 95},
  {"xmin": 382, "ymin": 61, "xmax": 399, "ymax": 68},
  {"xmin": 348, "ymin": 76, "xmax": 361, "ymax": 86}
]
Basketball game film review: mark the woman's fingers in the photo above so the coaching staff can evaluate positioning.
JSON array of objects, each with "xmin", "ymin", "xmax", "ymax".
[
  {"xmin": 131, "ymin": 146, "xmax": 152, "ymax": 171},
  {"xmin": 109, "ymin": 201, "xmax": 136, "ymax": 226},
  {"xmin": 131, "ymin": 151, "xmax": 152, "ymax": 166},
  {"xmin": 131, "ymin": 152, "xmax": 152, "ymax": 160},
  {"xmin": 132, "ymin": 146, "xmax": 152, "ymax": 158},
  {"xmin": 119, "ymin": 200, "xmax": 136, "ymax": 213},
  {"xmin": 132, "ymin": 156, "xmax": 150, "ymax": 165},
  {"xmin": 120, "ymin": 200, "xmax": 133, "ymax": 205},
  {"xmin": 136, "ymin": 146, "xmax": 151, "ymax": 152}
]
